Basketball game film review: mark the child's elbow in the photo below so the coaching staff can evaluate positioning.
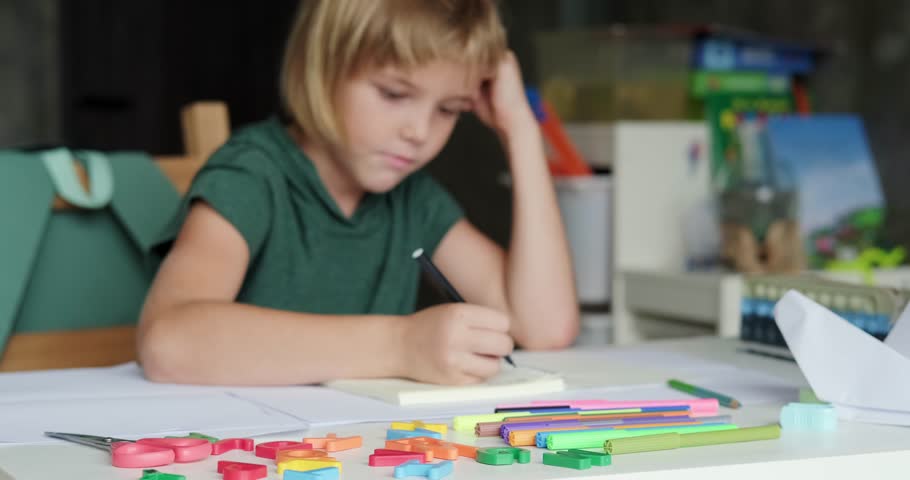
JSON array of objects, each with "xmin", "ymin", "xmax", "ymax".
[
  {"xmin": 519, "ymin": 309, "xmax": 580, "ymax": 350},
  {"xmin": 137, "ymin": 319, "xmax": 188, "ymax": 384}
]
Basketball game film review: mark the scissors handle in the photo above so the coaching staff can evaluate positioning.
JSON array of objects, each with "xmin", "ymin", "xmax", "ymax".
[
  {"xmin": 110, "ymin": 442, "xmax": 176, "ymax": 468},
  {"xmin": 138, "ymin": 438, "xmax": 212, "ymax": 463}
]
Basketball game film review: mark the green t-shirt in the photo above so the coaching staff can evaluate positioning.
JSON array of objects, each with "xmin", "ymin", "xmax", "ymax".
[{"xmin": 156, "ymin": 117, "xmax": 463, "ymax": 315}]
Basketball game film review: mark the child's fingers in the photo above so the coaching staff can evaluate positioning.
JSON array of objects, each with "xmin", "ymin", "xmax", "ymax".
[
  {"xmin": 459, "ymin": 352, "xmax": 502, "ymax": 381},
  {"xmin": 473, "ymin": 100, "xmax": 494, "ymax": 126},
  {"xmin": 459, "ymin": 306, "xmax": 510, "ymax": 332},
  {"xmin": 472, "ymin": 82, "xmax": 496, "ymax": 124},
  {"xmin": 467, "ymin": 329, "xmax": 514, "ymax": 358},
  {"xmin": 455, "ymin": 372, "xmax": 486, "ymax": 385}
]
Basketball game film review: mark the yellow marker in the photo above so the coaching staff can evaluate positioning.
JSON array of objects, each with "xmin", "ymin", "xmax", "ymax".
[
  {"xmin": 453, "ymin": 413, "xmax": 530, "ymax": 432},
  {"xmin": 277, "ymin": 457, "xmax": 341, "ymax": 475},
  {"xmin": 390, "ymin": 420, "xmax": 448, "ymax": 435}
]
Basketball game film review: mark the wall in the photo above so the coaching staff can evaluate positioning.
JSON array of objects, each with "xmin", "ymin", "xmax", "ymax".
[
  {"xmin": 2, "ymin": 0, "xmax": 909, "ymax": 247},
  {"xmin": 0, "ymin": 0, "xmax": 59, "ymax": 147}
]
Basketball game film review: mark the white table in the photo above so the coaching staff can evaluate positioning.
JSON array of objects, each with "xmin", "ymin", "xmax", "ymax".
[{"xmin": 2, "ymin": 337, "xmax": 908, "ymax": 479}]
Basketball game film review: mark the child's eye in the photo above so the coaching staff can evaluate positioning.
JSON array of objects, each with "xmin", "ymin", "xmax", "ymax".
[
  {"xmin": 378, "ymin": 86, "xmax": 407, "ymax": 101},
  {"xmin": 438, "ymin": 107, "xmax": 461, "ymax": 117}
]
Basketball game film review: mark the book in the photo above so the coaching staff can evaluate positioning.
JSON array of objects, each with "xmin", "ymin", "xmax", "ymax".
[
  {"xmin": 692, "ymin": 33, "xmax": 818, "ymax": 75},
  {"xmin": 690, "ymin": 70, "xmax": 791, "ymax": 98},
  {"xmin": 324, "ymin": 366, "xmax": 565, "ymax": 406},
  {"xmin": 705, "ymin": 93, "xmax": 794, "ymax": 191},
  {"xmin": 765, "ymin": 115, "xmax": 886, "ymax": 269}
]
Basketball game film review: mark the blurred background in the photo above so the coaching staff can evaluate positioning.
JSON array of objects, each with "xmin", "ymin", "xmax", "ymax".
[{"xmin": 5, "ymin": 0, "xmax": 910, "ymax": 350}]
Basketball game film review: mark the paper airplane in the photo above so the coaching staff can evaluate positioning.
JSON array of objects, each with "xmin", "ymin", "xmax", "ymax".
[{"xmin": 774, "ymin": 290, "xmax": 910, "ymax": 425}]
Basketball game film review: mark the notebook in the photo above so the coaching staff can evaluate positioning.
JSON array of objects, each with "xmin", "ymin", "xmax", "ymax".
[{"xmin": 324, "ymin": 366, "xmax": 565, "ymax": 406}]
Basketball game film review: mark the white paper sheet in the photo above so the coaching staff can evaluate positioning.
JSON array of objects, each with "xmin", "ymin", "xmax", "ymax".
[
  {"xmin": 775, "ymin": 290, "xmax": 910, "ymax": 424},
  {"xmin": 684, "ymin": 367, "xmax": 800, "ymax": 406},
  {"xmin": 0, "ymin": 392, "xmax": 308, "ymax": 445},
  {"xmin": 884, "ymin": 300, "xmax": 910, "ymax": 359},
  {"xmin": 512, "ymin": 348, "xmax": 741, "ymax": 389},
  {"xmin": 232, "ymin": 386, "xmax": 523, "ymax": 427},
  {"xmin": 834, "ymin": 403, "xmax": 910, "ymax": 427},
  {"xmin": 0, "ymin": 363, "xmax": 224, "ymax": 403},
  {"xmin": 555, "ymin": 368, "xmax": 798, "ymax": 407}
]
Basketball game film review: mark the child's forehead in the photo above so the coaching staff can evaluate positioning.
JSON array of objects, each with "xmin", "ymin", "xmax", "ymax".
[{"xmin": 366, "ymin": 60, "xmax": 485, "ymax": 92}]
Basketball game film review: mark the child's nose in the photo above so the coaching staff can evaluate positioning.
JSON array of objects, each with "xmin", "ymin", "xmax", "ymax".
[{"xmin": 400, "ymin": 112, "xmax": 432, "ymax": 145}]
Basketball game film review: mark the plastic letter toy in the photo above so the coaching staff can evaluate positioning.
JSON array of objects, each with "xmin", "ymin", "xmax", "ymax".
[
  {"xmin": 277, "ymin": 448, "xmax": 329, "ymax": 464},
  {"xmin": 369, "ymin": 448, "xmax": 428, "ymax": 466},
  {"xmin": 139, "ymin": 470, "xmax": 185, "ymax": 480},
  {"xmin": 255, "ymin": 441, "xmax": 312, "ymax": 459},
  {"xmin": 563, "ymin": 449, "xmax": 611, "ymax": 466},
  {"xmin": 542, "ymin": 451, "xmax": 591, "ymax": 470},
  {"xmin": 301, "ymin": 433, "xmax": 363, "ymax": 452},
  {"xmin": 166, "ymin": 432, "xmax": 220, "ymax": 443},
  {"xmin": 780, "ymin": 403, "xmax": 838, "ymax": 431},
  {"xmin": 393, "ymin": 460, "xmax": 454, "ymax": 479},
  {"xmin": 449, "ymin": 442, "xmax": 478, "ymax": 459},
  {"xmin": 386, "ymin": 437, "xmax": 458, "ymax": 460},
  {"xmin": 390, "ymin": 420, "xmax": 448, "ymax": 435},
  {"xmin": 387, "ymin": 429, "xmax": 443, "ymax": 440},
  {"xmin": 277, "ymin": 458, "xmax": 342, "ymax": 475},
  {"xmin": 384, "ymin": 439, "xmax": 434, "ymax": 462},
  {"xmin": 212, "ymin": 438, "xmax": 255, "ymax": 455},
  {"xmin": 217, "ymin": 461, "xmax": 268, "ymax": 480},
  {"xmin": 475, "ymin": 447, "xmax": 531, "ymax": 465},
  {"xmin": 283, "ymin": 467, "xmax": 340, "ymax": 480}
]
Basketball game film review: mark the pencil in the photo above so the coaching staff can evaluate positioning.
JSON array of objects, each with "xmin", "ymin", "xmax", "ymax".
[
  {"xmin": 738, "ymin": 347, "xmax": 795, "ymax": 363},
  {"xmin": 667, "ymin": 379, "xmax": 741, "ymax": 409},
  {"xmin": 412, "ymin": 248, "xmax": 516, "ymax": 367}
]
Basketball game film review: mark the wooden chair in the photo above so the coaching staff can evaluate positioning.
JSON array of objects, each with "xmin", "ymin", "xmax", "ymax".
[{"xmin": 0, "ymin": 101, "xmax": 229, "ymax": 372}]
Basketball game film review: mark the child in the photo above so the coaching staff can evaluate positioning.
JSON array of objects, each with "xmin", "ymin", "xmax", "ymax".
[{"xmin": 138, "ymin": 0, "xmax": 579, "ymax": 386}]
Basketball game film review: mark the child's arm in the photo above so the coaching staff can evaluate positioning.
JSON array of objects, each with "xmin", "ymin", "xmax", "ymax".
[
  {"xmin": 137, "ymin": 202, "xmax": 512, "ymax": 385},
  {"xmin": 432, "ymin": 52, "xmax": 579, "ymax": 350}
]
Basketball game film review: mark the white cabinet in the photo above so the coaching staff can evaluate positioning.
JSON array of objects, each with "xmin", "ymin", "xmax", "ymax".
[{"xmin": 566, "ymin": 121, "xmax": 743, "ymax": 344}]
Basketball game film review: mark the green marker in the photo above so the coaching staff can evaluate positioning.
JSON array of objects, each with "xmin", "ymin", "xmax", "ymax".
[
  {"xmin": 667, "ymin": 379, "xmax": 742, "ymax": 409},
  {"xmin": 605, "ymin": 424, "xmax": 781, "ymax": 454},
  {"xmin": 547, "ymin": 424, "xmax": 737, "ymax": 450}
]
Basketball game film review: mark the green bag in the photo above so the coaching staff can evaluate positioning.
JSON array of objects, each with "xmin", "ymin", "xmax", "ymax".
[{"xmin": 0, "ymin": 148, "xmax": 181, "ymax": 354}]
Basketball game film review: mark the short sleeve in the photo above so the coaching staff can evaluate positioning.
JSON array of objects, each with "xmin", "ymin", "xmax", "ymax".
[
  {"xmin": 153, "ymin": 147, "xmax": 274, "ymax": 260},
  {"xmin": 409, "ymin": 171, "xmax": 465, "ymax": 256}
]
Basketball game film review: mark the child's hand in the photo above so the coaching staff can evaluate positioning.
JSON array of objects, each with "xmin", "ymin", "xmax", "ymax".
[
  {"xmin": 473, "ymin": 51, "xmax": 538, "ymax": 142},
  {"xmin": 401, "ymin": 303, "xmax": 514, "ymax": 385}
]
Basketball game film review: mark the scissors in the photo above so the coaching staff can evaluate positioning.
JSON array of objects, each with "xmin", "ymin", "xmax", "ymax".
[{"xmin": 45, "ymin": 432, "xmax": 212, "ymax": 468}]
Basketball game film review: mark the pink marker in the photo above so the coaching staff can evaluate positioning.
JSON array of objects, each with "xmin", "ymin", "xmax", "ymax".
[{"xmin": 495, "ymin": 398, "xmax": 719, "ymax": 417}]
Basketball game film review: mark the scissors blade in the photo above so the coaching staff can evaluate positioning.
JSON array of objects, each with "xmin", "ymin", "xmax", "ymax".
[{"xmin": 44, "ymin": 432, "xmax": 132, "ymax": 450}]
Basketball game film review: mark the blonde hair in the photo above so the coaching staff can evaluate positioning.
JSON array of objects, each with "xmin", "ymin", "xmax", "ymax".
[{"xmin": 280, "ymin": 0, "xmax": 507, "ymax": 147}]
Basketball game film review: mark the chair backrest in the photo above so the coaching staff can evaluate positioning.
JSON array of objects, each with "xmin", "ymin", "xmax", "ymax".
[{"xmin": 0, "ymin": 101, "xmax": 230, "ymax": 372}]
